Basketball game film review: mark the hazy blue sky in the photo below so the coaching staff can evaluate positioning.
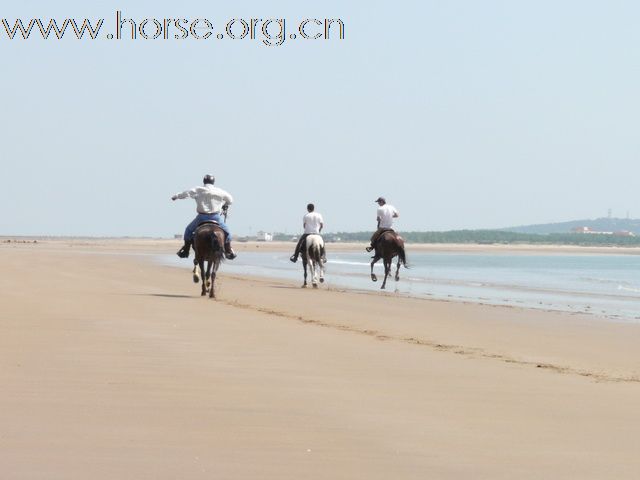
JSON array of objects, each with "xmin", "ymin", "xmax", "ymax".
[{"xmin": 1, "ymin": 0, "xmax": 639, "ymax": 237}]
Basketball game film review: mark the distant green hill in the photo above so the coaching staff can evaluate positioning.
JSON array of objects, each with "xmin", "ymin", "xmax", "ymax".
[
  {"xmin": 334, "ymin": 230, "xmax": 640, "ymax": 246},
  {"xmin": 271, "ymin": 218, "xmax": 640, "ymax": 246},
  {"xmin": 502, "ymin": 217, "xmax": 640, "ymax": 235}
]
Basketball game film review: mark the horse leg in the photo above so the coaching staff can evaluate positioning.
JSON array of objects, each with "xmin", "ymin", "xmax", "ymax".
[
  {"xmin": 370, "ymin": 255, "xmax": 380, "ymax": 282},
  {"xmin": 205, "ymin": 261, "xmax": 212, "ymax": 289},
  {"xmin": 212, "ymin": 260, "xmax": 221, "ymax": 299},
  {"xmin": 207, "ymin": 261, "xmax": 216, "ymax": 299},
  {"xmin": 319, "ymin": 255, "xmax": 325, "ymax": 283},
  {"xmin": 381, "ymin": 258, "xmax": 391, "ymax": 289},
  {"xmin": 199, "ymin": 260, "xmax": 207, "ymax": 296},
  {"xmin": 395, "ymin": 256, "xmax": 401, "ymax": 281},
  {"xmin": 205, "ymin": 261, "xmax": 213, "ymax": 297},
  {"xmin": 309, "ymin": 248, "xmax": 318, "ymax": 287},
  {"xmin": 192, "ymin": 259, "xmax": 200, "ymax": 283},
  {"xmin": 302, "ymin": 255, "xmax": 308, "ymax": 288},
  {"xmin": 311, "ymin": 258, "xmax": 318, "ymax": 288}
]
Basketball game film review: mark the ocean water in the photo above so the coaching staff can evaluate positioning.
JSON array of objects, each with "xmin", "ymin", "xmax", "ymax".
[{"xmin": 160, "ymin": 250, "xmax": 640, "ymax": 322}]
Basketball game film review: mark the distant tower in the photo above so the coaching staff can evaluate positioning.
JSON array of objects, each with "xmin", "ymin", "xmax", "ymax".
[{"xmin": 608, "ymin": 208, "xmax": 612, "ymax": 219}]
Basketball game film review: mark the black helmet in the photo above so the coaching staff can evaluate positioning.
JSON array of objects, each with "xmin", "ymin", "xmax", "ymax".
[{"xmin": 203, "ymin": 174, "xmax": 215, "ymax": 185}]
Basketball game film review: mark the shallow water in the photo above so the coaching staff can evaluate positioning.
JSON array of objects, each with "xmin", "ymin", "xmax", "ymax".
[{"xmin": 159, "ymin": 250, "xmax": 640, "ymax": 322}]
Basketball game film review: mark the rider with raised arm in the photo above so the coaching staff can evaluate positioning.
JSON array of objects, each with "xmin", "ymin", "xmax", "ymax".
[
  {"xmin": 171, "ymin": 174, "xmax": 236, "ymax": 260},
  {"xmin": 290, "ymin": 203, "xmax": 326, "ymax": 263},
  {"xmin": 366, "ymin": 197, "xmax": 399, "ymax": 252}
]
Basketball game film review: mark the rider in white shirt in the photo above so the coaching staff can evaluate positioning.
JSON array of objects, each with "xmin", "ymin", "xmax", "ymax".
[
  {"xmin": 172, "ymin": 174, "xmax": 236, "ymax": 260},
  {"xmin": 366, "ymin": 197, "xmax": 399, "ymax": 252},
  {"xmin": 290, "ymin": 203, "xmax": 326, "ymax": 263}
]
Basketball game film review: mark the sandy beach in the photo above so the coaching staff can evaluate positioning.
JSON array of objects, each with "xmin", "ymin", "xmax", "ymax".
[{"xmin": 2, "ymin": 240, "xmax": 640, "ymax": 479}]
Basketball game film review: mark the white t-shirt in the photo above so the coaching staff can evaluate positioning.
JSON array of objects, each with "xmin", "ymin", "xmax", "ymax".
[
  {"xmin": 377, "ymin": 204, "xmax": 399, "ymax": 229},
  {"xmin": 303, "ymin": 212, "xmax": 324, "ymax": 234}
]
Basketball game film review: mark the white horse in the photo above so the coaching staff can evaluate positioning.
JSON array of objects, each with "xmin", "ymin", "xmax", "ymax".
[{"xmin": 301, "ymin": 234, "xmax": 325, "ymax": 288}]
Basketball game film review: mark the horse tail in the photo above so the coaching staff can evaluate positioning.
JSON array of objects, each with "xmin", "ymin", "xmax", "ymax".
[
  {"xmin": 308, "ymin": 236, "xmax": 322, "ymax": 263},
  {"xmin": 312, "ymin": 242, "xmax": 322, "ymax": 262},
  {"xmin": 398, "ymin": 245, "xmax": 408, "ymax": 268},
  {"xmin": 211, "ymin": 230, "xmax": 223, "ymax": 260}
]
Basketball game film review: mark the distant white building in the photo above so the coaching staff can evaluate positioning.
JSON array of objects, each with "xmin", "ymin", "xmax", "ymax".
[
  {"xmin": 256, "ymin": 231, "xmax": 273, "ymax": 242},
  {"xmin": 571, "ymin": 226, "xmax": 613, "ymax": 235}
]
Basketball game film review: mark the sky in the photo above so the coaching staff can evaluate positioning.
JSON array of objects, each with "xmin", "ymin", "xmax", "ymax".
[{"xmin": 1, "ymin": 0, "xmax": 639, "ymax": 237}]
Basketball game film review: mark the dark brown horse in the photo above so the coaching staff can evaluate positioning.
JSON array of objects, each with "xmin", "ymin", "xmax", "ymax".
[
  {"xmin": 192, "ymin": 223, "xmax": 225, "ymax": 298},
  {"xmin": 370, "ymin": 231, "xmax": 408, "ymax": 289}
]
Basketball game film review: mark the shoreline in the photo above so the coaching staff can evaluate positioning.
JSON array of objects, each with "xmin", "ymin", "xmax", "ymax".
[
  {"xmin": 6, "ymin": 239, "xmax": 640, "ymax": 322},
  {"xmin": 3, "ymin": 236, "xmax": 640, "ymax": 255}
]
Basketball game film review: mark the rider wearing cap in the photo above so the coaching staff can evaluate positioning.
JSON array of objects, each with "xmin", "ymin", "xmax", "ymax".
[
  {"xmin": 366, "ymin": 197, "xmax": 399, "ymax": 252},
  {"xmin": 172, "ymin": 175, "xmax": 236, "ymax": 260}
]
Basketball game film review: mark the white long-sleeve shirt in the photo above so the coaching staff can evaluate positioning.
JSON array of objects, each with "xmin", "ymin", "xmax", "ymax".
[{"xmin": 174, "ymin": 184, "xmax": 233, "ymax": 214}]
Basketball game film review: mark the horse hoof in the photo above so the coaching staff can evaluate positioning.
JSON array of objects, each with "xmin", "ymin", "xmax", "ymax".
[
  {"xmin": 380, "ymin": 286, "xmax": 386, "ymax": 290},
  {"xmin": 319, "ymin": 278, "xmax": 325, "ymax": 283},
  {"xmin": 193, "ymin": 275, "xmax": 199, "ymax": 283},
  {"xmin": 371, "ymin": 275, "xmax": 377, "ymax": 282},
  {"xmin": 313, "ymin": 283, "xmax": 318, "ymax": 289},
  {"xmin": 301, "ymin": 284, "xmax": 307, "ymax": 288}
]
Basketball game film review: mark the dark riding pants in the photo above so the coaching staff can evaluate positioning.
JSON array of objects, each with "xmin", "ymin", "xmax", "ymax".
[{"xmin": 293, "ymin": 234, "xmax": 309, "ymax": 257}]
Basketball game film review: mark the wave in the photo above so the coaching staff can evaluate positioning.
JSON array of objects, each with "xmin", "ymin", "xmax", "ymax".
[
  {"xmin": 329, "ymin": 260, "xmax": 376, "ymax": 267},
  {"xmin": 580, "ymin": 276, "xmax": 631, "ymax": 286},
  {"xmin": 618, "ymin": 285, "xmax": 640, "ymax": 294}
]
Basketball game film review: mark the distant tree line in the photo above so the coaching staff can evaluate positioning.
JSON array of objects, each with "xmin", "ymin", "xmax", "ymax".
[{"xmin": 273, "ymin": 230, "xmax": 640, "ymax": 246}]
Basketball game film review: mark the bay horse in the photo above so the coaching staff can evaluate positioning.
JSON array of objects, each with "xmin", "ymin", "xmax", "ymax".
[
  {"xmin": 370, "ymin": 230, "xmax": 408, "ymax": 289},
  {"xmin": 301, "ymin": 234, "xmax": 325, "ymax": 288},
  {"xmin": 192, "ymin": 222, "xmax": 225, "ymax": 298}
]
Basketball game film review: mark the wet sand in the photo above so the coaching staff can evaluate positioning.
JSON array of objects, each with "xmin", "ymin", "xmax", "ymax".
[{"xmin": 1, "ymin": 240, "xmax": 640, "ymax": 479}]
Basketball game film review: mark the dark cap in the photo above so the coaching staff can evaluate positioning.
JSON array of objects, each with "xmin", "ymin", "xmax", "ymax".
[{"xmin": 375, "ymin": 197, "xmax": 386, "ymax": 203}]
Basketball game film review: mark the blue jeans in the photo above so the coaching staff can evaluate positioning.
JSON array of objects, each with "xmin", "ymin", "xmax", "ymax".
[{"xmin": 184, "ymin": 213, "xmax": 231, "ymax": 243}]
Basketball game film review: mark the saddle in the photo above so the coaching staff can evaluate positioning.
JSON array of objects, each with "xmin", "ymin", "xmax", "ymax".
[
  {"xmin": 375, "ymin": 228, "xmax": 395, "ymax": 242},
  {"xmin": 193, "ymin": 220, "xmax": 226, "ymax": 238},
  {"xmin": 195, "ymin": 220, "xmax": 220, "ymax": 232}
]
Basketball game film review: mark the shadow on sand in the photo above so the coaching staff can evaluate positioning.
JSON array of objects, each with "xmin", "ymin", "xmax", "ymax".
[{"xmin": 129, "ymin": 293, "xmax": 195, "ymax": 299}]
